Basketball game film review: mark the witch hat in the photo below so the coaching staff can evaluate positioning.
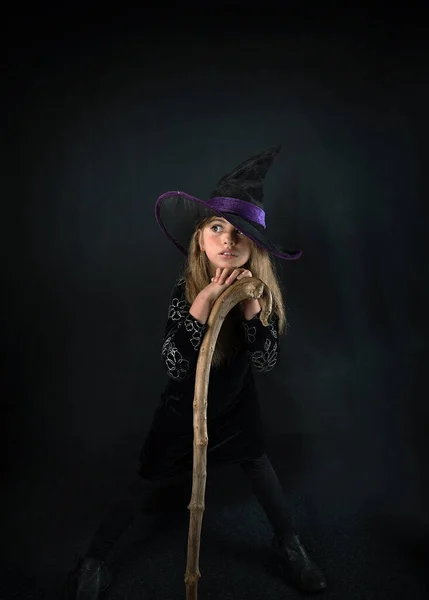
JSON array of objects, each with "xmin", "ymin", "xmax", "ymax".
[{"xmin": 154, "ymin": 145, "xmax": 302, "ymax": 260}]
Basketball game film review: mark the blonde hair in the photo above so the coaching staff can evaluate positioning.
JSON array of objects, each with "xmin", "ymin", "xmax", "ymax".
[{"xmin": 182, "ymin": 216, "xmax": 287, "ymax": 367}]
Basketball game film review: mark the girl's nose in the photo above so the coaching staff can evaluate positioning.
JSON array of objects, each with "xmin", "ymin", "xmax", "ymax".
[
  {"xmin": 223, "ymin": 235, "xmax": 236, "ymax": 247},
  {"xmin": 223, "ymin": 229, "xmax": 237, "ymax": 246}
]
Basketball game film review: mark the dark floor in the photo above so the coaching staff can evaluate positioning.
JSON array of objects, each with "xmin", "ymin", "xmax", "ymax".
[{"xmin": 1, "ymin": 435, "xmax": 428, "ymax": 599}]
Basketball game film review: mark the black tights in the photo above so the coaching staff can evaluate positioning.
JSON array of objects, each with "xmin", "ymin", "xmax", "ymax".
[{"xmin": 87, "ymin": 453, "xmax": 295, "ymax": 561}]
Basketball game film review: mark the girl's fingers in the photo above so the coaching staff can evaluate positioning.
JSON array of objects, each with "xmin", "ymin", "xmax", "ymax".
[
  {"xmin": 214, "ymin": 268, "xmax": 252, "ymax": 285},
  {"xmin": 212, "ymin": 267, "xmax": 222, "ymax": 282},
  {"xmin": 217, "ymin": 268, "xmax": 227, "ymax": 284},
  {"xmin": 226, "ymin": 268, "xmax": 241, "ymax": 283},
  {"xmin": 224, "ymin": 268, "xmax": 233, "ymax": 283}
]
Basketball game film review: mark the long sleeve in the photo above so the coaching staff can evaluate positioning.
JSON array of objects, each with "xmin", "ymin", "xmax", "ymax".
[
  {"xmin": 242, "ymin": 312, "xmax": 280, "ymax": 373},
  {"xmin": 161, "ymin": 278, "xmax": 208, "ymax": 382}
]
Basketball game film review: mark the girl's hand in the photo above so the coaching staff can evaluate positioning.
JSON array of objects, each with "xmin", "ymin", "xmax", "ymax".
[
  {"xmin": 205, "ymin": 268, "xmax": 261, "ymax": 319},
  {"xmin": 211, "ymin": 267, "xmax": 252, "ymax": 285},
  {"xmin": 200, "ymin": 268, "xmax": 252, "ymax": 305}
]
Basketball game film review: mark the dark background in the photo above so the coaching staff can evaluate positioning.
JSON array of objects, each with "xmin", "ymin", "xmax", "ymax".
[{"xmin": 1, "ymin": 3, "xmax": 428, "ymax": 599}]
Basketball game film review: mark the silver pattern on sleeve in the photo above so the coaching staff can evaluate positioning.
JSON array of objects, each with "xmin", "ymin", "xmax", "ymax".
[
  {"xmin": 161, "ymin": 336, "xmax": 190, "ymax": 381},
  {"xmin": 243, "ymin": 315, "xmax": 279, "ymax": 373},
  {"xmin": 249, "ymin": 338, "xmax": 278, "ymax": 373},
  {"xmin": 268, "ymin": 321, "xmax": 278, "ymax": 339},
  {"xmin": 161, "ymin": 278, "xmax": 206, "ymax": 381},
  {"xmin": 243, "ymin": 322, "xmax": 256, "ymax": 343},
  {"xmin": 166, "ymin": 281, "xmax": 206, "ymax": 352},
  {"xmin": 184, "ymin": 314, "xmax": 206, "ymax": 351},
  {"xmin": 168, "ymin": 297, "xmax": 189, "ymax": 321},
  {"xmin": 243, "ymin": 316, "xmax": 278, "ymax": 342}
]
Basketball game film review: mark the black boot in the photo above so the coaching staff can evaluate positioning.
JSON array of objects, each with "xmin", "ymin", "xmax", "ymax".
[
  {"xmin": 271, "ymin": 534, "xmax": 327, "ymax": 593},
  {"xmin": 64, "ymin": 557, "xmax": 112, "ymax": 599}
]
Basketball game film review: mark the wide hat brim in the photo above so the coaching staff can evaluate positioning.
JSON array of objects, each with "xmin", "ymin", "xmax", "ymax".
[{"xmin": 155, "ymin": 191, "xmax": 302, "ymax": 261}]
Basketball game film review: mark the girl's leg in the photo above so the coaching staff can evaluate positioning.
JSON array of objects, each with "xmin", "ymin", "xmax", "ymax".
[
  {"xmin": 239, "ymin": 452, "xmax": 296, "ymax": 539},
  {"xmin": 66, "ymin": 473, "xmax": 156, "ymax": 599},
  {"xmin": 85, "ymin": 473, "xmax": 155, "ymax": 561},
  {"xmin": 239, "ymin": 452, "xmax": 327, "ymax": 593}
]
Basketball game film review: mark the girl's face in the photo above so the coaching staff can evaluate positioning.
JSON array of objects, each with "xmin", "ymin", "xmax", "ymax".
[{"xmin": 199, "ymin": 217, "xmax": 252, "ymax": 273}]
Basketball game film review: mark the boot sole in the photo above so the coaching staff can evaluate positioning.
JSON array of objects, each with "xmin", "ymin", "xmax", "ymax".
[{"xmin": 268, "ymin": 552, "xmax": 328, "ymax": 594}]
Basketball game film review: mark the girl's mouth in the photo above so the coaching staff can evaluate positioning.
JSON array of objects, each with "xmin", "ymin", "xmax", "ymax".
[{"xmin": 219, "ymin": 252, "xmax": 237, "ymax": 258}]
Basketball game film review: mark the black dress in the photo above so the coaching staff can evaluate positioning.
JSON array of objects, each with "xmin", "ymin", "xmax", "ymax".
[{"xmin": 137, "ymin": 277, "xmax": 280, "ymax": 481}]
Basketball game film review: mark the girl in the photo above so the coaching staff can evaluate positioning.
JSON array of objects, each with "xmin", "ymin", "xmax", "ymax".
[{"xmin": 67, "ymin": 146, "xmax": 327, "ymax": 598}]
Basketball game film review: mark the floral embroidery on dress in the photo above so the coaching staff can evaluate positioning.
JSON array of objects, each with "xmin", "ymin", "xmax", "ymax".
[
  {"xmin": 243, "ymin": 322, "xmax": 257, "ymax": 343},
  {"xmin": 161, "ymin": 336, "xmax": 190, "ymax": 381},
  {"xmin": 268, "ymin": 320, "xmax": 278, "ymax": 339},
  {"xmin": 168, "ymin": 297, "xmax": 189, "ymax": 321},
  {"xmin": 249, "ymin": 339, "xmax": 278, "ymax": 373},
  {"xmin": 184, "ymin": 314, "xmax": 206, "ymax": 351}
]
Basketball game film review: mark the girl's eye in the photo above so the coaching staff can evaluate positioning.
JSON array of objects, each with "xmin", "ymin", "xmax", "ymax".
[{"xmin": 211, "ymin": 224, "xmax": 243, "ymax": 235}]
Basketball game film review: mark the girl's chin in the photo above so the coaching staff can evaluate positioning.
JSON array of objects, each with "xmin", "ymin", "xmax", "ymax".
[{"xmin": 210, "ymin": 259, "xmax": 246, "ymax": 272}]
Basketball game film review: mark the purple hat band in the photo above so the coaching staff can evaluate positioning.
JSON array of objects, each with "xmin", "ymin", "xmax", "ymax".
[
  {"xmin": 206, "ymin": 196, "xmax": 266, "ymax": 228},
  {"xmin": 154, "ymin": 190, "xmax": 302, "ymax": 260}
]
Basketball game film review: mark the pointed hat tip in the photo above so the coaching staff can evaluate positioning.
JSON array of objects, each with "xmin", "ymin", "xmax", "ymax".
[{"xmin": 267, "ymin": 143, "xmax": 282, "ymax": 158}]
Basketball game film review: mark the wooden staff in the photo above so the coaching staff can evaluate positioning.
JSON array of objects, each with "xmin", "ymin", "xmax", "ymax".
[{"xmin": 184, "ymin": 277, "xmax": 273, "ymax": 599}]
